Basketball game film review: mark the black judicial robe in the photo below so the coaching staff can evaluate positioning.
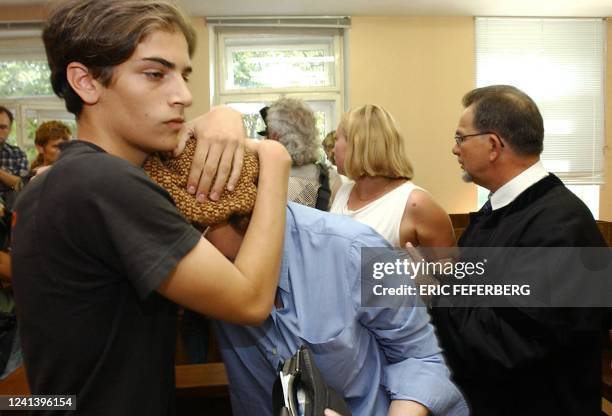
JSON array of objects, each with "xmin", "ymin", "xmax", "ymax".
[{"xmin": 431, "ymin": 174, "xmax": 607, "ymax": 416}]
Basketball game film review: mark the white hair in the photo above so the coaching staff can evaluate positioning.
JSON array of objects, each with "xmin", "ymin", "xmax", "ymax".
[{"xmin": 266, "ymin": 98, "xmax": 321, "ymax": 166}]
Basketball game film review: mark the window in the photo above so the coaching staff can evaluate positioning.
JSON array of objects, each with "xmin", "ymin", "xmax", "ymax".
[
  {"xmin": 211, "ymin": 19, "xmax": 348, "ymax": 141},
  {"xmin": 475, "ymin": 17, "xmax": 605, "ymax": 216},
  {"xmin": 0, "ymin": 24, "xmax": 75, "ymax": 162}
]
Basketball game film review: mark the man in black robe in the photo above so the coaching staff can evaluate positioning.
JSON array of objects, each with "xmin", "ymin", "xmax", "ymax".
[{"xmin": 430, "ymin": 85, "xmax": 607, "ymax": 416}]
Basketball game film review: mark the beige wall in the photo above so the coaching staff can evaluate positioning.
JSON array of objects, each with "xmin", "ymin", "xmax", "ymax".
[
  {"xmin": 600, "ymin": 18, "xmax": 612, "ymax": 221},
  {"xmin": 0, "ymin": 5, "xmax": 46, "ymax": 21},
  {"xmin": 348, "ymin": 17, "xmax": 476, "ymax": 213},
  {"xmin": 184, "ymin": 17, "xmax": 211, "ymax": 120}
]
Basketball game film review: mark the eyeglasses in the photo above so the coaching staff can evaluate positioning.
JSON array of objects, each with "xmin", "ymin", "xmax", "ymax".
[{"xmin": 454, "ymin": 131, "xmax": 504, "ymax": 147}]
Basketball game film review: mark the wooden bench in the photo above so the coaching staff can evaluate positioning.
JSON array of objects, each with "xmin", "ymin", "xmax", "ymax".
[
  {"xmin": 0, "ymin": 363, "xmax": 229, "ymax": 396},
  {"xmin": 0, "ymin": 365, "xmax": 28, "ymax": 395},
  {"xmin": 0, "ymin": 310, "xmax": 230, "ymax": 399},
  {"xmin": 175, "ymin": 362, "xmax": 228, "ymax": 398}
]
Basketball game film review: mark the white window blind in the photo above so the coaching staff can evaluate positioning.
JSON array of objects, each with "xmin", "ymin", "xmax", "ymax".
[{"xmin": 475, "ymin": 17, "xmax": 606, "ymax": 185}]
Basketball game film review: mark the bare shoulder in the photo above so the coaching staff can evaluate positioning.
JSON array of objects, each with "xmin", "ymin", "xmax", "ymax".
[
  {"xmin": 405, "ymin": 188, "xmax": 442, "ymax": 214},
  {"xmin": 403, "ymin": 188, "xmax": 455, "ymax": 247}
]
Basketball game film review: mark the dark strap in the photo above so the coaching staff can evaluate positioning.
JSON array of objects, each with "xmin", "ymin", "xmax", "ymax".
[{"xmin": 315, "ymin": 164, "xmax": 331, "ymax": 211}]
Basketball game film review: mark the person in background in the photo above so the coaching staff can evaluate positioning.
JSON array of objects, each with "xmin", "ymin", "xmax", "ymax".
[
  {"xmin": 0, "ymin": 194, "xmax": 19, "ymax": 382},
  {"xmin": 0, "ymin": 106, "xmax": 28, "ymax": 211},
  {"xmin": 430, "ymin": 84, "xmax": 607, "ymax": 415},
  {"xmin": 30, "ymin": 120, "xmax": 72, "ymax": 173},
  {"xmin": 330, "ymin": 104, "xmax": 455, "ymax": 252},
  {"xmin": 260, "ymin": 98, "xmax": 341, "ymax": 210},
  {"xmin": 322, "ymin": 130, "xmax": 336, "ymax": 165}
]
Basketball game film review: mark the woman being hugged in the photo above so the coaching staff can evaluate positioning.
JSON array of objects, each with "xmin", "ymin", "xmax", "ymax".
[{"xmin": 330, "ymin": 104, "xmax": 455, "ymax": 250}]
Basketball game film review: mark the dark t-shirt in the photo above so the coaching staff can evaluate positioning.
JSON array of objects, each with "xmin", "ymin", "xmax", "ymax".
[{"xmin": 11, "ymin": 141, "xmax": 201, "ymax": 415}]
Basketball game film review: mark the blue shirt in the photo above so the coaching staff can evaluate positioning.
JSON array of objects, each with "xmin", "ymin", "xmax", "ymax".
[{"xmin": 215, "ymin": 203, "xmax": 468, "ymax": 416}]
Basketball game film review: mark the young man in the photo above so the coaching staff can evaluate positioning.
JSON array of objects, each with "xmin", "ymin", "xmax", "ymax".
[
  {"xmin": 11, "ymin": 1, "xmax": 290, "ymax": 414},
  {"xmin": 148, "ymin": 150, "xmax": 468, "ymax": 416}
]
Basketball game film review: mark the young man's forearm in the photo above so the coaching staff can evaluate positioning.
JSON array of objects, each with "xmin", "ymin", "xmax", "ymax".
[
  {"xmin": 234, "ymin": 140, "xmax": 290, "ymax": 317},
  {"xmin": 157, "ymin": 140, "xmax": 290, "ymax": 324}
]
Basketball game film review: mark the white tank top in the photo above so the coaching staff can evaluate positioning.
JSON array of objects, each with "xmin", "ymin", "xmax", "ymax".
[{"xmin": 330, "ymin": 181, "xmax": 421, "ymax": 248}]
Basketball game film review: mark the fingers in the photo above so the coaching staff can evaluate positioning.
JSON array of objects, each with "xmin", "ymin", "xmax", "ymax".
[
  {"xmin": 404, "ymin": 241, "xmax": 424, "ymax": 263},
  {"xmin": 324, "ymin": 409, "xmax": 343, "ymax": 416},
  {"xmin": 209, "ymin": 141, "xmax": 239, "ymax": 199},
  {"xmin": 187, "ymin": 137, "xmax": 210, "ymax": 198},
  {"xmin": 182, "ymin": 106, "xmax": 247, "ymax": 201},
  {"xmin": 195, "ymin": 142, "xmax": 223, "ymax": 202},
  {"xmin": 225, "ymin": 143, "xmax": 244, "ymax": 192}
]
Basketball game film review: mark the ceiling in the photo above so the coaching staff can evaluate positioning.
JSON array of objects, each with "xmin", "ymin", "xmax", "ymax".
[
  {"xmin": 178, "ymin": 0, "xmax": 612, "ymax": 18},
  {"xmin": 1, "ymin": 0, "xmax": 612, "ymax": 17}
]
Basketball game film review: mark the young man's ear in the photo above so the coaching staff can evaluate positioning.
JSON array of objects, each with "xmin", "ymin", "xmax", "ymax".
[{"xmin": 66, "ymin": 62, "xmax": 101, "ymax": 105}]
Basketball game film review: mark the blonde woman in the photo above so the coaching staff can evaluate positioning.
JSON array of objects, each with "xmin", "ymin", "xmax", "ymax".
[{"xmin": 330, "ymin": 104, "xmax": 455, "ymax": 250}]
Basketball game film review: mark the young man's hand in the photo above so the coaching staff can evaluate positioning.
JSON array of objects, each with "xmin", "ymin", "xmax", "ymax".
[{"xmin": 176, "ymin": 106, "xmax": 246, "ymax": 202}]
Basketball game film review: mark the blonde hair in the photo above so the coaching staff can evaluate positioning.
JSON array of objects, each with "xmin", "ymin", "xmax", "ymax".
[{"xmin": 338, "ymin": 104, "xmax": 413, "ymax": 180}]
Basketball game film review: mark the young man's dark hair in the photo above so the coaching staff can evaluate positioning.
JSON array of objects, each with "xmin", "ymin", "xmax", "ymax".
[
  {"xmin": 11, "ymin": 1, "xmax": 290, "ymax": 414},
  {"xmin": 43, "ymin": 0, "xmax": 196, "ymax": 117}
]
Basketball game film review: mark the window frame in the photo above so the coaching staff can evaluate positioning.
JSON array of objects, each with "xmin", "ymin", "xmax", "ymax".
[{"xmin": 211, "ymin": 25, "xmax": 346, "ymax": 138}]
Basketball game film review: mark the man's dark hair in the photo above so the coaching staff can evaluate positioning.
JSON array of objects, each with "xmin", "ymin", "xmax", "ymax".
[
  {"xmin": 0, "ymin": 106, "xmax": 13, "ymax": 125},
  {"xmin": 43, "ymin": 0, "xmax": 197, "ymax": 117},
  {"xmin": 462, "ymin": 85, "xmax": 544, "ymax": 156}
]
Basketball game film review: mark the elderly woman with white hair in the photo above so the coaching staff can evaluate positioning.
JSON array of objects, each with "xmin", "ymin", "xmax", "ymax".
[{"xmin": 260, "ymin": 98, "xmax": 340, "ymax": 210}]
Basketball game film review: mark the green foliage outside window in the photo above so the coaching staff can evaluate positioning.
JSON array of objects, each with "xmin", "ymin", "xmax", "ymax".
[
  {"xmin": 0, "ymin": 60, "xmax": 75, "ymax": 164},
  {"xmin": 0, "ymin": 60, "xmax": 53, "ymax": 98},
  {"xmin": 231, "ymin": 49, "xmax": 328, "ymax": 89}
]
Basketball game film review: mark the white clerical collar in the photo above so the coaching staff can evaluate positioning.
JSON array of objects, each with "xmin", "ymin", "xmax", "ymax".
[{"xmin": 489, "ymin": 160, "xmax": 548, "ymax": 210}]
